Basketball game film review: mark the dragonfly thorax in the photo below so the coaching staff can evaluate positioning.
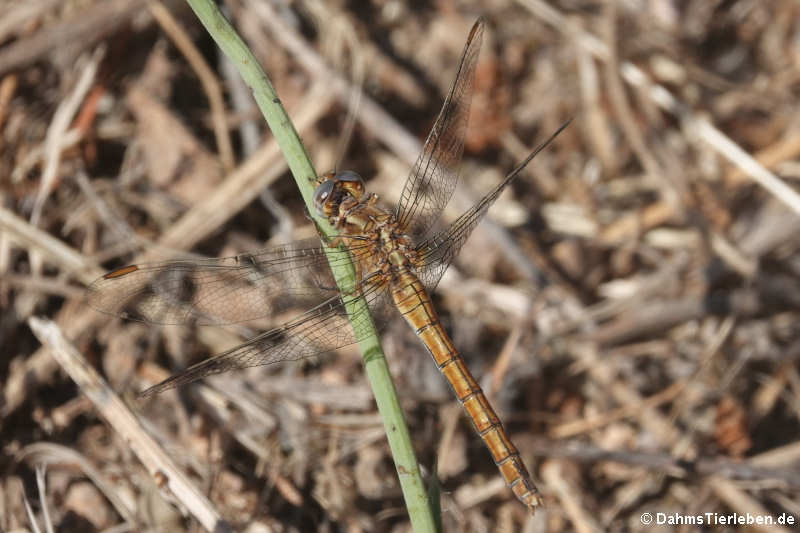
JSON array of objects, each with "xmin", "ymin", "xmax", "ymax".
[{"xmin": 314, "ymin": 170, "xmax": 417, "ymax": 275}]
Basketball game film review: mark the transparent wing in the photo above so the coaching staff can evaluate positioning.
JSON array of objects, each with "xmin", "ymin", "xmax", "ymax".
[
  {"xmin": 139, "ymin": 280, "xmax": 390, "ymax": 396},
  {"xmin": 87, "ymin": 239, "xmax": 375, "ymax": 326},
  {"xmin": 394, "ymin": 17, "xmax": 484, "ymax": 242},
  {"xmin": 414, "ymin": 121, "xmax": 571, "ymax": 291},
  {"xmin": 88, "ymin": 238, "xmax": 397, "ymax": 395}
]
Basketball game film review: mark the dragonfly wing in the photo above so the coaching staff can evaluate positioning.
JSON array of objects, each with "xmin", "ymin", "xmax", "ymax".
[
  {"xmin": 415, "ymin": 121, "xmax": 571, "ymax": 291},
  {"xmin": 140, "ymin": 283, "xmax": 392, "ymax": 396},
  {"xmin": 87, "ymin": 239, "xmax": 374, "ymax": 326},
  {"xmin": 394, "ymin": 18, "xmax": 484, "ymax": 242}
]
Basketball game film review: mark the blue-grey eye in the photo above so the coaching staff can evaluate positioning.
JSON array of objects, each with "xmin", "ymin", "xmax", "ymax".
[
  {"xmin": 313, "ymin": 180, "xmax": 336, "ymax": 215},
  {"xmin": 334, "ymin": 170, "xmax": 363, "ymax": 184}
]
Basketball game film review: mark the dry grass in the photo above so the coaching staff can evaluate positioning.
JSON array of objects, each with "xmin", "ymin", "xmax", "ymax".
[{"xmin": 2, "ymin": 0, "xmax": 800, "ymax": 531}]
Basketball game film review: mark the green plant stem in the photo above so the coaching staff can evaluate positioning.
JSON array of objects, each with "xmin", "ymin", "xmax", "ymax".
[{"xmin": 183, "ymin": 1, "xmax": 437, "ymax": 530}]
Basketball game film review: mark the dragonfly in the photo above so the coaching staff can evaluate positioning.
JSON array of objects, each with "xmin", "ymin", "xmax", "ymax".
[{"xmin": 88, "ymin": 17, "xmax": 568, "ymax": 512}]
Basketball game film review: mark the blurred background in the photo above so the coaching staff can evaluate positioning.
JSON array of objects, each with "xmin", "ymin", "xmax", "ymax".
[{"xmin": 2, "ymin": 0, "xmax": 800, "ymax": 531}]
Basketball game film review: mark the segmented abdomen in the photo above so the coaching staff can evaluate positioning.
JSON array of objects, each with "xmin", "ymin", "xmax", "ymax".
[{"xmin": 389, "ymin": 270, "xmax": 542, "ymax": 511}]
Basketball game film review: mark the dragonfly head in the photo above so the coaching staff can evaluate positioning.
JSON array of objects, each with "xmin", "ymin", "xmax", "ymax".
[{"xmin": 313, "ymin": 170, "xmax": 366, "ymax": 217}]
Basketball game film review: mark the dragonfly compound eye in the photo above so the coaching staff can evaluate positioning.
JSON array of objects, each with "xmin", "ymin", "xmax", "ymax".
[{"xmin": 313, "ymin": 179, "xmax": 336, "ymax": 216}]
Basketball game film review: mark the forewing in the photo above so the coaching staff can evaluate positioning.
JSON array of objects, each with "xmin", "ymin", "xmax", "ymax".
[
  {"xmin": 414, "ymin": 121, "xmax": 571, "ymax": 291},
  {"xmin": 87, "ymin": 239, "xmax": 375, "ymax": 326},
  {"xmin": 394, "ymin": 18, "xmax": 484, "ymax": 242},
  {"xmin": 140, "ymin": 280, "xmax": 392, "ymax": 396}
]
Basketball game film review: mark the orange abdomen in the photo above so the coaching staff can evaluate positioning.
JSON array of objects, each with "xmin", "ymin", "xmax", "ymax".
[{"xmin": 390, "ymin": 271, "xmax": 542, "ymax": 511}]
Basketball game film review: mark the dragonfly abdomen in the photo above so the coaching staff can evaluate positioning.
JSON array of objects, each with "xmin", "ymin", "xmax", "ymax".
[{"xmin": 390, "ymin": 271, "xmax": 542, "ymax": 512}]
